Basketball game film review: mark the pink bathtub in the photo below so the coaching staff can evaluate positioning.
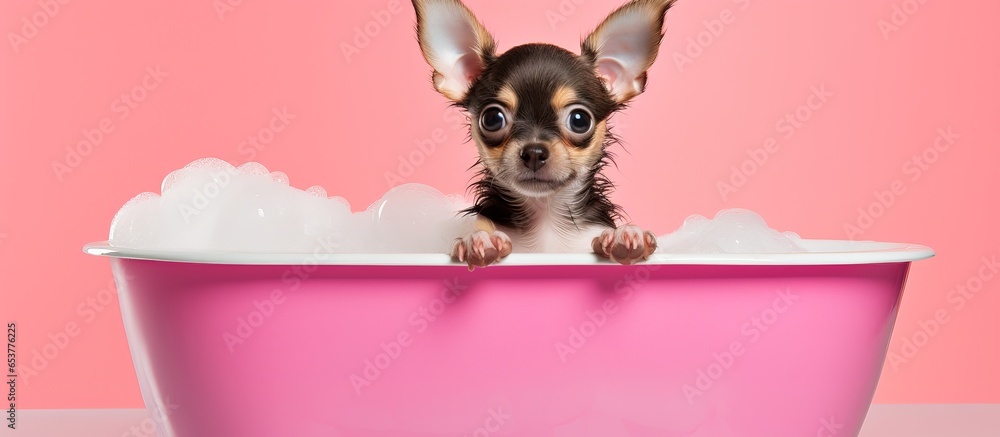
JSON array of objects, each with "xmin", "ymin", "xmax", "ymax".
[{"xmin": 84, "ymin": 239, "xmax": 932, "ymax": 437}]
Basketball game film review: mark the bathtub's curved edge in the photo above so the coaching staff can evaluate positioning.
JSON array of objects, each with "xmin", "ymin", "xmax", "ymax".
[{"xmin": 83, "ymin": 240, "xmax": 935, "ymax": 266}]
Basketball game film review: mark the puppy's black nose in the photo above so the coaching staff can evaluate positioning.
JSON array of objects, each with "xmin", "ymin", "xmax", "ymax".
[{"xmin": 520, "ymin": 145, "xmax": 549, "ymax": 171}]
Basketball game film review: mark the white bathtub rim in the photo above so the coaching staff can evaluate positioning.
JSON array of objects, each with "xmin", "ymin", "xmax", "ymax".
[{"xmin": 83, "ymin": 239, "xmax": 934, "ymax": 266}]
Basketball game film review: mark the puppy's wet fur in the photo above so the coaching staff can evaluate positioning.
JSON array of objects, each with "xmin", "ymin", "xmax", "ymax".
[
  {"xmin": 411, "ymin": 0, "xmax": 677, "ymax": 267},
  {"xmin": 462, "ymin": 44, "xmax": 622, "ymax": 230}
]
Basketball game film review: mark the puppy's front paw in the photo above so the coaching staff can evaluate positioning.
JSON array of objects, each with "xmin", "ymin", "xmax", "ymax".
[
  {"xmin": 452, "ymin": 230, "xmax": 513, "ymax": 270},
  {"xmin": 592, "ymin": 225, "xmax": 658, "ymax": 265}
]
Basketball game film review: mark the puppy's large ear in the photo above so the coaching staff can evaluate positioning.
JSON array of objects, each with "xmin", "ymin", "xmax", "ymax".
[
  {"xmin": 412, "ymin": 0, "xmax": 496, "ymax": 102},
  {"xmin": 582, "ymin": 0, "xmax": 676, "ymax": 103}
]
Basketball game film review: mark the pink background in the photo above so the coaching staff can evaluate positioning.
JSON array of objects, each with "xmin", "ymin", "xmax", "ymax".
[{"xmin": 1, "ymin": 0, "xmax": 997, "ymax": 409}]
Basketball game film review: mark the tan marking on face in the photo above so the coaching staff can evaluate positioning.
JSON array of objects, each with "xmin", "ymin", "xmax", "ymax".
[
  {"xmin": 591, "ymin": 120, "xmax": 608, "ymax": 149},
  {"xmin": 497, "ymin": 84, "xmax": 518, "ymax": 110},
  {"xmin": 471, "ymin": 126, "xmax": 506, "ymax": 163},
  {"xmin": 551, "ymin": 86, "xmax": 578, "ymax": 111},
  {"xmin": 472, "ymin": 85, "xmax": 516, "ymax": 167},
  {"xmin": 552, "ymin": 87, "xmax": 604, "ymax": 169},
  {"xmin": 562, "ymin": 120, "xmax": 607, "ymax": 166}
]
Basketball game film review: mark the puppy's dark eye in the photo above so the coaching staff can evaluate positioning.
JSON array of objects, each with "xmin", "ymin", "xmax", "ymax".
[
  {"xmin": 480, "ymin": 105, "xmax": 507, "ymax": 132},
  {"xmin": 567, "ymin": 107, "xmax": 593, "ymax": 134}
]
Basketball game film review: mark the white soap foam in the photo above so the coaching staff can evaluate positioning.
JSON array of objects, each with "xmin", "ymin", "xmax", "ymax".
[
  {"xmin": 109, "ymin": 158, "xmax": 805, "ymax": 254},
  {"xmin": 109, "ymin": 158, "xmax": 476, "ymax": 253},
  {"xmin": 656, "ymin": 209, "xmax": 805, "ymax": 254}
]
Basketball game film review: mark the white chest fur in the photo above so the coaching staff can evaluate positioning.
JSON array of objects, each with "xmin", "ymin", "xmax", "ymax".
[{"xmin": 499, "ymin": 189, "xmax": 608, "ymax": 253}]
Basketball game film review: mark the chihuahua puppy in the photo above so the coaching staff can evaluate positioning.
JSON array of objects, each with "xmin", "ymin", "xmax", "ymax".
[{"xmin": 411, "ymin": 0, "xmax": 676, "ymax": 268}]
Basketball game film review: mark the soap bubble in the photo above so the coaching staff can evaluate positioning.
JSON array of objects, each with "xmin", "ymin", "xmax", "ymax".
[
  {"xmin": 109, "ymin": 159, "xmax": 473, "ymax": 253},
  {"xmin": 269, "ymin": 171, "xmax": 289, "ymax": 185},
  {"xmin": 367, "ymin": 184, "xmax": 476, "ymax": 253},
  {"xmin": 305, "ymin": 186, "xmax": 327, "ymax": 198},
  {"xmin": 656, "ymin": 209, "xmax": 804, "ymax": 254},
  {"xmin": 109, "ymin": 158, "xmax": 805, "ymax": 255},
  {"xmin": 237, "ymin": 161, "xmax": 269, "ymax": 177}
]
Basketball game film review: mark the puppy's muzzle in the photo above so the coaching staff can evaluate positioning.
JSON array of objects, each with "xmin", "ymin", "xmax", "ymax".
[{"xmin": 520, "ymin": 144, "xmax": 550, "ymax": 171}]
